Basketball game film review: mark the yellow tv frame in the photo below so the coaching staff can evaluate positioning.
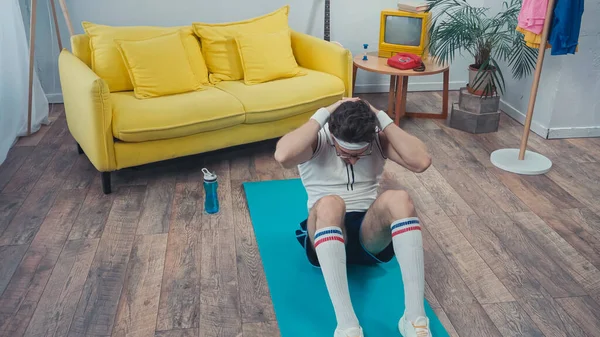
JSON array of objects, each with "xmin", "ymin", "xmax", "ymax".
[{"xmin": 378, "ymin": 9, "xmax": 431, "ymax": 59}]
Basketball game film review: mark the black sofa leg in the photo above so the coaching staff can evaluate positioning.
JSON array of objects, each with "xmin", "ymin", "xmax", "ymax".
[
  {"xmin": 77, "ymin": 143, "xmax": 84, "ymax": 154},
  {"xmin": 101, "ymin": 172, "xmax": 112, "ymax": 194}
]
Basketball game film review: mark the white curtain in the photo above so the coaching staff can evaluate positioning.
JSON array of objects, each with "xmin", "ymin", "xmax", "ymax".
[{"xmin": 0, "ymin": 0, "xmax": 49, "ymax": 164}]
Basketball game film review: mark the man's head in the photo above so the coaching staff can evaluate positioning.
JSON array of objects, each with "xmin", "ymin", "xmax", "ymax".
[{"xmin": 328, "ymin": 100, "xmax": 378, "ymax": 164}]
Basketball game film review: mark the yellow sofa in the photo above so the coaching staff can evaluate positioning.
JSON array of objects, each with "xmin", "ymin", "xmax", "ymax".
[{"xmin": 58, "ymin": 30, "xmax": 352, "ymax": 194}]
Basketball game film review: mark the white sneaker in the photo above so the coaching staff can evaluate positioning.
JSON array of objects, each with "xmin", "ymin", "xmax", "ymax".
[
  {"xmin": 399, "ymin": 315, "xmax": 432, "ymax": 337},
  {"xmin": 334, "ymin": 326, "xmax": 364, "ymax": 337}
]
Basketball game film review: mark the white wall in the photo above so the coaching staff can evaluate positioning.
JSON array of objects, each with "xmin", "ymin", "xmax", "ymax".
[
  {"xmin": 491, "ymin": 0, "xmax": 600, "ymax": 138},
  {"xmin": 546, "ymin": 32, "xmax": 600, "ymax": 138},
  {"xmin": 22, "ymin": 0, "xmax": 471, "ymax": 103}
]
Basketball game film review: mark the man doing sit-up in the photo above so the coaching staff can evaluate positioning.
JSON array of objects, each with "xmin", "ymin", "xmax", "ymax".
[{"xmin": 274, "ymin": 98, "xmax": 432, "ymax": 337}]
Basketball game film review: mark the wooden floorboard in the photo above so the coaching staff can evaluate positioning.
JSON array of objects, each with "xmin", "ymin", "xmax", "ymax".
[
  {"xmin": 0, "ymin": 189, "xmax": 86, "ymax": 336},
  {"xmin": 518, "ymin": 297, "xmax": 590, "ymax": 337},
  {"xmin": 421, "ymin": 214, "xmax": 515, "ymax": 304},
  {"xmin": 199, "ymin": 229, "xmax": 242, "ymax": 337},
  {"xmin": 156, "ymin": 182, "xmax": 202, "ymax": 331},
  {"xmin": 480, "ymin": 214, "xmax": 587, "ymax": 298},
  {"xmin": 67, "ymin": 176, "xmax": 114, "ymax": 240},
  {"xmin": 421, "ymin": 225, "xmax": 503, "ymax": 337},
  {"xmin": 1, "ymin": 145, "xmax": 55, "ymax": 197},
  {"xmin": 482, "ymin": 302, "xmax": 545, "ymax": 337},
  {"xmin": 112, "ymin": 233, "xmax": 168, "ymax": 337},
  {"xmin": 0, "ymin": 146, "xmax": 33, "ymax": 192},
  {"xmin": 136, "ymin": 175, "xmax": 176, "ymax": 235},
  {"xmin": 155, "ymin": 328, "xmax": 199, "ymax": 337},
  {"xmin": 0, "ymin": 145, "xmax": 58, "ymax": 238},
  {"xmin": 242, "ymin": 320, "xmax": 280, "ymax": 337},
  {"xmin": 510, "ymin": 212, "xmax": 600, "ymax": 304},
  {"xmin": 546, "ymin": 162, "xmax": 600, "ymax": 216},
  {"xmin": 67, "ymin": 186, "xmax": 145, "ymax": 337},
  {"xmin": 429, "ymin": 306, "xmax": 460, "ymax": 337},
  {"xmin": 555, "ymin": 296, "xmax": 600, "ymax": 337},
  {"xmin": 0, "ymin": 146, "xmax": 79, "ymax": 245},
  {"xmin": 23, "ymin": 238, "xmax": 99, "ymax": 337},
  {"xmin": 1, "ymin": 95, "xmax": 599, "ymax": 336},
  {"xmin": 449, "ymin": 215, "xmax": 548, "ymax": 301}
]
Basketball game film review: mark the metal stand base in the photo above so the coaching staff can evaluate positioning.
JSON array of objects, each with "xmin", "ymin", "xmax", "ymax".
[{"xmin": 491, "ymin": 148, "xmax": 552, "ymax": 175}]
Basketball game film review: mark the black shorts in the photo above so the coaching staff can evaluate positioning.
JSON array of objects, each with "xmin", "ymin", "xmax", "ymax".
[{"xmin": 295, "ymin": 211, "xmax": 395, "ymax": 267}]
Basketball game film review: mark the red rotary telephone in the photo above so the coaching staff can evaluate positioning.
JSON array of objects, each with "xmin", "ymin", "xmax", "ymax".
[{"xmin": 387, "ymin": 52, "xmax": 425, "ymax": 71}]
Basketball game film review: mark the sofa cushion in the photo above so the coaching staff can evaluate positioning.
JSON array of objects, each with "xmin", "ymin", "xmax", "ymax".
[
  {"xmin": 115, "ymin": 31, "xmax": 204, "ymax": 99},
  {"xmin": 71, "ymin": 34, "xmax": 92, "ymax": 67},
  {"xmin": 112, "ymin": 88, "xmax": 245, "ymax": 142},
  {"xmin": 192, "ymin": 6, "xmax": 290, "ymax": 83},
  {"xmin": 215, "ymin": 68, "xmax": 345, "ymax": 124},
  {"xmin": 236, "ymin": 29, "xmax": 305, "ymax": 85},
  {"xmin": 82, "ymin": 22, "xmax": 210, "ymax": 92}
]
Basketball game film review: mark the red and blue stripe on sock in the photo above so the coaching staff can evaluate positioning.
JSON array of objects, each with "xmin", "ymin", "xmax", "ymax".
[
  {"xmin": 314, "ymin": 227, "xmax": 345, "ymax": 248},
  {"xmin": 391, "ymin": 218, "xmax": 421, "ymax": 238}
]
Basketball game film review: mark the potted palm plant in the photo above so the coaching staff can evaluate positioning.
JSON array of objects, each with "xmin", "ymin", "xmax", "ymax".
[{"xmin": 426, "ymin": 0, "xmax": 538, "ymax": 96}]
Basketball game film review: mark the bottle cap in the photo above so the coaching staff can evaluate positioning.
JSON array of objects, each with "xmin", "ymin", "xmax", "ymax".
[{"xmin": 201, "ymin": 168, "xmax": 217, "ymax": 182}]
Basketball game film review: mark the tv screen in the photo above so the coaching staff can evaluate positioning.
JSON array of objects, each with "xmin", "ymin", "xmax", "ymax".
[{"xmin": 384, "ymin": 15, "xmax": 422, "ymax": 47}]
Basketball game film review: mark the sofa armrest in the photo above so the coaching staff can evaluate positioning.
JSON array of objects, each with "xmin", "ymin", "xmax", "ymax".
[
  {"xmin": 291, "ymin": 31, "xmax": 353, "ymax": 97},
  {"xmin": 58, "ymin": 49, "xmax": 116, "ymax": 172}
]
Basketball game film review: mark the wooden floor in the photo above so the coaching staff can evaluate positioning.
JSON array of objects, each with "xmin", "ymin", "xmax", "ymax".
[{"xmin": 1, "ymin": 92, "xmax": 600, "ymax": 337}]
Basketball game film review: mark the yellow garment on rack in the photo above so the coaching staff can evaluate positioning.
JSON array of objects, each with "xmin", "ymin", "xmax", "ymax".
[
  {"xmin": 516, "ymin": 26, "xmax": 578, "ymax": 51},
  {"xmin": 516, "ymin": 26, "xmax": 551, "ymax": 49}
]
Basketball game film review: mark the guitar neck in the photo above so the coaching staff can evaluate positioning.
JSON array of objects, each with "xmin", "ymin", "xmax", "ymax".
[{"xmin": 324, "ymin": 0, "xmax": 331, "ymax": 41}]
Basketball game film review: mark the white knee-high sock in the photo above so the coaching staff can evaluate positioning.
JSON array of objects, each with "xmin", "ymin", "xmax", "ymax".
[
  {"xmin": 314, "ymin": 226, "xmax": 359, "ymax": 330},
  {"xmin": 391, "ymin": 217, "xmax": 426, "ymax": 322}
]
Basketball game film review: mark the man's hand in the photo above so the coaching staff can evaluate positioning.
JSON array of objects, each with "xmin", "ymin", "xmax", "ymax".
[
  {"xmin": 359, "ymin": 98, "xmax": 381, "ymax": 115},
  {"xmin": 325, "ymin": 97, "xmax": 360, "ymax": 113}
]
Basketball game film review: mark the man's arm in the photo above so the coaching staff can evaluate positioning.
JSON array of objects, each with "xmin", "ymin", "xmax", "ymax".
[
  {"xmin": 274, "ymin": 119, "xmax": 321, "ymax": 168},
  {"xmin": 274, "ymin": 97, "xmax": 360, "ymax": 168},
  {"xmin": 378, "ymin": 126, "xmax": 431, "ymax": 173},
  {"xmin": 366, "ymin": 101, "xmax": 431, "ymax": 173}
]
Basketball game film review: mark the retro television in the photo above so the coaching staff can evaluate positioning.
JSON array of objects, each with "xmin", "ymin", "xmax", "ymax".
[{"xmin": 378, "ymin": 9, "xmax": 431, "ymax": 59}]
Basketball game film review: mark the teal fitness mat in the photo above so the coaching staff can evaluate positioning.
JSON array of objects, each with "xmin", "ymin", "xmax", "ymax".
[{"xmin": 243, "ymin": 178, "xmax": 449, "ymax": 337}]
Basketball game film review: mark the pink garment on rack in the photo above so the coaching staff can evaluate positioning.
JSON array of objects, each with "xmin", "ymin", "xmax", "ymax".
[{"xmin": 517, "ymin": 0, "xmax": 549, "ymax": 34}]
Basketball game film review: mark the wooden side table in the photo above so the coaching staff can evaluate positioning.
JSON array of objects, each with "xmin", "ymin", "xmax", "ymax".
[{"xmin": 352, "ymin": 52, "xmax": 450, "ymax": 125}]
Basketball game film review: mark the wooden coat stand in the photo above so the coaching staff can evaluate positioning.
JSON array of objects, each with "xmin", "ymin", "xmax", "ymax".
[
  {"xmin": 490, "ymin": 0, "xmax": 555, "ymax": 175},
  {"xmin": 26, "ymin": 0, "xmax": 73, "ymax": 135}
]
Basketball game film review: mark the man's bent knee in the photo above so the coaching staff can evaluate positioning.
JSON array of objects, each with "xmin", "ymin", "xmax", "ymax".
[
  {"xmin": 314, "ymin": 195, "xmax": 346, "ymax": 214},
  {"xmin": 378, "ymin": 190, "xmax": 415, "ymax": 220},
  {"xmin": 313, "ymin": 195, "xmax": 346, "ymax": 229}
]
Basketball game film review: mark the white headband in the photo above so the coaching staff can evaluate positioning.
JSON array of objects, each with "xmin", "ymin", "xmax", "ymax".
[{"xmin": 331, "ymin": 134, "xmax": 370, "ymax": 151}]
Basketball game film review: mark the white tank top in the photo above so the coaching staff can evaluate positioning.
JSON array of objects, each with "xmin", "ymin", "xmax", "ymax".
[{"xmin": 298, "ymin": 122, "xmax": 386, "ymax": 212}]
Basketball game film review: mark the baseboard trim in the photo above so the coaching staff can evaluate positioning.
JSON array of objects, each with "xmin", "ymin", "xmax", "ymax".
[
  {"xmin": 354, "ymin": 81, "xmax": 466, "ymax": 94},
  {"xmin": 499, "ymin": 99, "xmax": 549, "ymax": 139},
  {"xmin": 46, "ymin": 93, "xmax": 63, "ymax": 104},
  {"xmin": 499, "ymin": 100, "xmax": 600, "ymax": 139},
  {"xmin": 547, "ymin": 126, "xmax": 600, "ymax": 139}
]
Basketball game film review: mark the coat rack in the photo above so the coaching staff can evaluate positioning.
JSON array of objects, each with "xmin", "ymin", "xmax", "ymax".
[
  {"xmin": 490, "ymin": 0, "xmax": 555, "ymax": 175},
  {"xmin": 26, "ymin": 0, "xmax": 73, "ymax": 135}
]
